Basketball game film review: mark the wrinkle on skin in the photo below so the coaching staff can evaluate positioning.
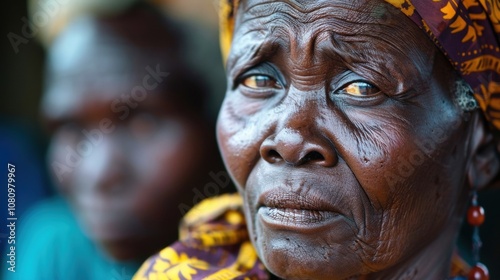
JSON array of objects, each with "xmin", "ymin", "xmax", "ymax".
[
  {"xmin": 230, "ymin": 0, "xmax": 436, "ymax": 96},
  {"xmin": 218, "ymin": 0, "xmax": 475, "ymax": 279}
]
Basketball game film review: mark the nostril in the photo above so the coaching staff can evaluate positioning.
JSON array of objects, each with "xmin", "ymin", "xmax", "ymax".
[
  {"xmin": 303, "ymin": 151, "xmax": 325, "ymax": 162},
  {"xmin": 268, "ymin": 150, "xmax": 282, "ymax": 161},
  {"xmin": 260, "ymin": 131, "xmax": 337, "ymax": 166}
]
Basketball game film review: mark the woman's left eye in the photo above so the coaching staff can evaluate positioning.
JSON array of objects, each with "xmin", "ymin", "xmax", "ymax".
[
  {"xmin": 241, "ymin": 75, "xmax": 282, "ymax": 89},
  {"xmin": 337, "ymin": 81, "xmax": 380, "ymax": 97}
]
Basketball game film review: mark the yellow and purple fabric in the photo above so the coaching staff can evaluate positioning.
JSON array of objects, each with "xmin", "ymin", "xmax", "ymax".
[
  {"xmin": 133, "ymin": 194, "xmax": 269, "ymax": 280},
  {"xmin": 386, "ymin": 0, "xmax": 500, "ymax": 130},
  {"xmin": 220, "ymin": 0, "xmax": 500, "ymax": 131}
]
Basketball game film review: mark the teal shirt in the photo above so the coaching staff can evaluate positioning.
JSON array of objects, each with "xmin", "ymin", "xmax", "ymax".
[{"xmin": 2, "ymin": 197, "xmax": 140, "ymax": 280}]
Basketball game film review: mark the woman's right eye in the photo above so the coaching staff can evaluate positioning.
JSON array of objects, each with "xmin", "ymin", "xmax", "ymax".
[
  {"xmin": 241, "ymin": 74, "xmax": 282, "ymax": 90},
  {"xmin": 336, "ymin": 81, "xmax": 380, "ymax": 97}
]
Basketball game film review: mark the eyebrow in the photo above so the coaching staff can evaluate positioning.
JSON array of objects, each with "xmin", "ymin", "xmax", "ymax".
[
  {"xmin": 228, "ymin": 1, "xmax": 435, "ymax": 97},
  {"xmin": 229, "ymin": 1, "xmax": 386, "ymax": 68},
  {"xmin": 227, "ymin": 33, "xmax": 282, "ymax": 80},
  {"xmin": 227, "ymin": 24, "xmax": 378, "ymax": 77}
]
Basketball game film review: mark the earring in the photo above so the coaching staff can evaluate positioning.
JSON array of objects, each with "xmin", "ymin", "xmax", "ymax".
[
  {"xmin": 456, "ymin": 80, "xmax": 479, "ymax": 112},
  {"xmin": 467, "ymin": 188, "xmax": 489, "ymax": 280}
]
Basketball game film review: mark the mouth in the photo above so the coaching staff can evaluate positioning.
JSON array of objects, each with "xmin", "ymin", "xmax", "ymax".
[
  {"xmin": 258, "ymin": 189, "xmax": 342, "ymax": 232},
  {"xmin": 80, "ymin": 213, "xmax": 136, "ymax": 240},
  {"xmin": 76, "ymin": 205, "xmax": 139, "ymax": 240}
]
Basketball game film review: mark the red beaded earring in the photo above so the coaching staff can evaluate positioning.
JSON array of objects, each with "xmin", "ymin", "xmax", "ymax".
[{"xmin": 467, "ymin": 189, "xmax": 489, "ymax": 280}]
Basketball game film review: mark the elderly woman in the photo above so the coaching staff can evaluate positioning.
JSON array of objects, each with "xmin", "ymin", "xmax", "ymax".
[{"xmin": 134, "ymin": 0, "xmax": 500, "ymax": 279}]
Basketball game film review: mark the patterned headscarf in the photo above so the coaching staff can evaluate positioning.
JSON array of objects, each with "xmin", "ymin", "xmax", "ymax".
[{"xmin": 219, "ymin": 0, "xmax": 500, "ymax": 131}]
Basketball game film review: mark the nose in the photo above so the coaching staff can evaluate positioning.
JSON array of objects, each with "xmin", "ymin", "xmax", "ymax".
[
  {"xmin": 260, "ymin": 127, "xmax": 337, "ymax": 167},
  {"xmin": 81, "ymin": 132, "xmax": 131, "ymax": 194}
]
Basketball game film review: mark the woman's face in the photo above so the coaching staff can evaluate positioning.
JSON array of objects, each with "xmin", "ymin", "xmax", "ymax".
[
  {"xmin": 217, "ymin": 0, "xmax": 474, "ymax": 278},
  {"xmin": 44, "ymin": 25, "xmax": 212, "ymax": 260},
  {"xmin": 46, "ymin": 91, "xmax": 208, "ymax": 261}
]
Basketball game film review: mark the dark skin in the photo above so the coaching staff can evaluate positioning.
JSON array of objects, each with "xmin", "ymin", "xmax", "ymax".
[
  {"xmin": 217, "ymin": 0, "xmax": 499, "ymax": 279},
  {"xmin": 43, "ymin": 9, "xmax": 223, "ymax": 261}
]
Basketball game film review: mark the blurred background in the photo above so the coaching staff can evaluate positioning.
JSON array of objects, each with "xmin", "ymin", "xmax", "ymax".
[
  {"xmin": 0, "ymin": 0, "xmax": 222, "ymax": 218},
  {"xmin": 0, "ymin": 0, "xmax": 499, "ymax": 279},
  {"xmin": 1, "ymin": 0, "xmax": 227, "ymax": 279}
]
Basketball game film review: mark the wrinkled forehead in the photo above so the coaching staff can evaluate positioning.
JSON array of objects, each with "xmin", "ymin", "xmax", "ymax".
[
  {"xmin": 235, "ymin": 0, "xmax": 403, "ymax": 37},
  {"xmin": 237, "ymin": 0, "xmax": 387, "ymax": 29},
  {"xmin": 229, "ymin": 0, "xmax": 433, "ymax": 60},
  {"xmin": 228, "ymin": 0, "xmax": 438, "ymax": 91}
]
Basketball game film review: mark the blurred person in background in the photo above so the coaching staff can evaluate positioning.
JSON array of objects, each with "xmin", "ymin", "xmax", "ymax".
[{"xmin": 2, "ymin": 1, "xmax": 229, "ymax": 279}]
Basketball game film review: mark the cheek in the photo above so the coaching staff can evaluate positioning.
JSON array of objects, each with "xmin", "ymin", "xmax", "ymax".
[
  {"xmin": 368, "ymin": 143, "xmax": 468, "ymax": 269},
  {"xmin": 336, "ymin": 95, "xmax": 466, "ymax": 207},
  {"xmin": 46, "ymin": 135, "xmax": 77, "ymax": 193},
  {"xmin": 217, "ymin": 100, "xmax": 272, "ymax": 189},
  {"xmin": 130, "ymin": 123, "xmax": 207, "ymax": 220},
  {"xmin": 323, "ymin": 95, "xmax": 469, "ymax": 265},
  {"xmin": 136, "ymin": 123, "xmax": 204, "ymax": 189},
  {"xmin": 350, "ymin": 119, "xmax": 469, "ymax": 268}
]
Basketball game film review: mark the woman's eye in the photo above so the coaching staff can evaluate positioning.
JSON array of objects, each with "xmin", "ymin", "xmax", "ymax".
[
  {"xmin": 337, "ymin": 82, "xmax": 380, "ymax": 97},
  {"xmin": 241, "ymin": 75, "xmax": 282, "ymax": 89}
]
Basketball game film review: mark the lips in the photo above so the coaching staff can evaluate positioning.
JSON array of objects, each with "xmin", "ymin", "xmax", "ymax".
[
  {"xmin": 80, "ymin": 210, "xmax": 138, "ymax": 240},
  {"xmin": 258, "ymin": 188, "xmax": 343, "ymax": 231}
]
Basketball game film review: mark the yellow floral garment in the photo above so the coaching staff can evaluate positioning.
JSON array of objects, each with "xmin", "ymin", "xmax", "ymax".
[
  {"xmin": 133, "ymin": 194, "xmax": 469, "ymax": 280},
  {"xmin": 133, "ymin": 194, "xmax": 268, "ymax": 280}
]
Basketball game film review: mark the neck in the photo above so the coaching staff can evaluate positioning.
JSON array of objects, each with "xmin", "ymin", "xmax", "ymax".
[{"xmin": 364, "ymin": 218, "xmax": 462, "ymax": 280}]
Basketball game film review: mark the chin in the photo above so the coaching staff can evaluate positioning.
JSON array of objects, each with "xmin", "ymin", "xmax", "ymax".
[
  {"xmin": 99, "ymin": 237, "xmax": 157, "ymax": 261},
  {"xmin": 98, "ymin": 238, "xmax": 141, "ymax": 261},
  {"xmin": 251, "ymin": 206, "xmax": 364, "ymax": 280},
  {"xmin": 262, "ymin": 251, "xmax": 351, "ymax": 280},
  {"xmin": 255, "ymin": 233, "xmax": 363, "ymax": 280}
]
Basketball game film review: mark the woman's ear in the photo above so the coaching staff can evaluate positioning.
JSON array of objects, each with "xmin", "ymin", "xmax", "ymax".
[{"xmin": 467, "ymin": 111, "xmax": 500, "ymax": 190}]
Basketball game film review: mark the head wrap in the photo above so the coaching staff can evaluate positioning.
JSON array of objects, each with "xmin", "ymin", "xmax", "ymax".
[{"xmin": 219, "ymin": 0, "xmax": 500, "ymax": 131}]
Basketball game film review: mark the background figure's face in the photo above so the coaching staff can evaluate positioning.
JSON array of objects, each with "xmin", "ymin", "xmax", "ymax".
[
  {"xmin": 43, "ymin": 20, "xmax": 213, "ymax": 260},
  {"xmin": 218, "ymin": 0, "xmax": 474, "ymax": 279}
]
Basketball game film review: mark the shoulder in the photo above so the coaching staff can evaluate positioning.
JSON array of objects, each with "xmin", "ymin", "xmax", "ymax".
[
  {"xmin": 7, "ymin": 196, "xmax": 140, "ymax": 280},
  {"xmin": 133, "ymin": 193, "xmax": 269, "ymax": 280},
  {"xmin": 2, "ymin": 197, "xmax": 83, "ymax": 279}
]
